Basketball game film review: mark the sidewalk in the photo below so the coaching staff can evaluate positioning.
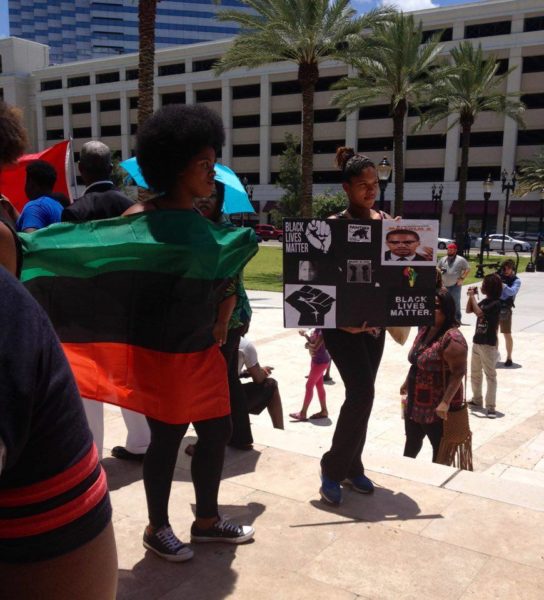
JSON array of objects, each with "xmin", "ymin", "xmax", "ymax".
[{"xmin": 104, "ymin": 272, "xmax": 544, "ymax": 599}]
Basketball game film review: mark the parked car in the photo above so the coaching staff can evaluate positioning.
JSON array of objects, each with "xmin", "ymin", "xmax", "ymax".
[
  {"xmin": 255, "ymin": 224, "xmax": 283, "ymax": 242},
  {"xmin": 437, "ymin": 237, "xmax": 454, "ymax": 249},
  {"xmin": 475, "ymin": 234, "xmax": 531, "ymax": 252}
]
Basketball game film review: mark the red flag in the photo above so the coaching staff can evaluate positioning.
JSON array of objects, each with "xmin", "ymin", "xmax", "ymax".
[{"xmin": 0, "ymin": 141, "xmax": 71, "ymax": 211}]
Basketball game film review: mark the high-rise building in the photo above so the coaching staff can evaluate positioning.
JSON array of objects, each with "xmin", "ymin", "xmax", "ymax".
[{"xmin": 8, "ymin": 0, "xmax": 247, "ymax": 64}]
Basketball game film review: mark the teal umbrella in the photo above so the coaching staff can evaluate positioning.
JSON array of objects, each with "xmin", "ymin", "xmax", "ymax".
[{"xmin": 120, "ymin": 157, "xmax": 255, "ymax": 214}]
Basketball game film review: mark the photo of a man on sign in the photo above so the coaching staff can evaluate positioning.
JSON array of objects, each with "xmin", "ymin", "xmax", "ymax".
[{"xmin": 382, "ymin": 220, "xmax": 438, "ymax": 266}]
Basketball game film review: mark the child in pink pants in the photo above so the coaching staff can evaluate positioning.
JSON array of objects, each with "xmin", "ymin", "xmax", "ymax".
[{"xmin": 290, "ymin": 329, "xmax": 331, "ymax": 421}]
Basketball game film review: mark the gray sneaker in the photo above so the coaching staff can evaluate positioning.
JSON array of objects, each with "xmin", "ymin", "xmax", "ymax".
[
  {"xmin": 486, "ymin": 408, "xmax": 497, "ymax": 419},
  {"xmin": 143, "ymin": 525, "xmax": 194, "ymax": 562},
  {"xmin": 191, "ymin": 518, "xmax": 255, "ymax": 544}
]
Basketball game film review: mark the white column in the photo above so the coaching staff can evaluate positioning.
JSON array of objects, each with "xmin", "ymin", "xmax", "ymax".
[
  {"xmin": 345, "ymin": 111, "xmax": 358, "ymax": 150},
  {"xmin": 221, "ymin": 80, "xmax": 232, "ymax": 166},
  {"xmin": 452, "ymin": 19, "xmax": 464, "ymax": 41},
  {"xmin": 259, "ymin": 74, "xmax": 270, "ymax": 185},
  {"xmin": 36, "ymin": 99, "xmax": 45, "ymax": 151},
  {"xmin": 185, "ymin": 83, "xmax": 194, "ymax": 105},
  {"xmin": 62, "ymin": 97, "xmax": 70, "ymax": 140},
  {"xmin": 120, "ymin": 91, "xmax": 130, "ymax": 159},
  {"xmin": 444, "ymin": 114, "xmax": 460, "ymax": 183},
  {"xmin": 90, "ymin": 94, "xmax": 99, "ymax": 138}
]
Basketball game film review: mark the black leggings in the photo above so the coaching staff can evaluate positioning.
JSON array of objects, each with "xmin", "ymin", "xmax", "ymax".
[
  {"xmin": 321, "ymin": 329, "xmax": 385, "ymax": 482},
  {"xmin": 403, "ymin": 418, "xmax": 443, "ymax": 462},
  {"xmin": 143, "ymin": 415, "xmax": 231, "ymax": 528}
]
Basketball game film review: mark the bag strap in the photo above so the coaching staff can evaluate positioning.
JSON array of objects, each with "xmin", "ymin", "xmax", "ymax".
[{"xmin": 441, "ymin": 329, "xmax": 467, "ymax": 406}]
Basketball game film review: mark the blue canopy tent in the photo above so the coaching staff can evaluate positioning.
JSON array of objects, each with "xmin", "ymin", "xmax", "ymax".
[{"xmin": 120, "ymin": 157, "xmax": 255, "ymax": 215}]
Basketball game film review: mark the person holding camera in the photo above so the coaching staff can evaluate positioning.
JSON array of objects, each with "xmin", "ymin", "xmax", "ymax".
[
  {"xmin": 466, "ymin": 274, "xmax": 503, "ymax": 418},
  {"xmin": 498, "ymin": 259, "xmax": 521, "ymax": 367},
  {"xmin": 437, "ymin": 243, "xmax": 470, "ymax": 323}
]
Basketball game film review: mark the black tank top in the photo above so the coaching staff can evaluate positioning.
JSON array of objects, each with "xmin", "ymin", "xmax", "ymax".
[{"xmin": 0, "ymin": 216, "xmax": 22, "ymax": 279}]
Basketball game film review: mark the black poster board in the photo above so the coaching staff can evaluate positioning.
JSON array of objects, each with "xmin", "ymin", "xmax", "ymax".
[{"xmin": 283, "ymin": 218, "xmax": 439, "ymax": 328}]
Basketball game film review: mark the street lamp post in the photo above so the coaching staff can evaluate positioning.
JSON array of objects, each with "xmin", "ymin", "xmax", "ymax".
[
  {"xmin": 476, "ymin": 175, "xmax": 494, "ymax": 278},
  {"xmin": 377, "ymin": 156, "xmax": 392, "ymax": 212},
  {"xmin": 529, "ymin": 189, "xmax": 544, "ymax": 272},
  {"xmin": 241, "ymin": 176, "xmax": 254, "ymax": 227},
  {"xmin": 431, "ymin": 183, "xmax": 443, "ymax": 226},
  {"xmin": 499, "ymin": 169, "xmax": 516, "ymax": 255}
]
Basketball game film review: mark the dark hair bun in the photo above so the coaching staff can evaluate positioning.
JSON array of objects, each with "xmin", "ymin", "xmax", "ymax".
[{"xmin": 335, "ymin": 146, "xmax": 355, "ymax": 170}]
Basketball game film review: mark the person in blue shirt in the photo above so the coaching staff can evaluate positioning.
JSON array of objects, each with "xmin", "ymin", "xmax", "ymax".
[
  {"xmin": 498, "ymin": 259, "xmax": 521, "ymax": 367},
  {"xmin": 16, "ymin": 160, "xmax": 63, "ymax": 232}
]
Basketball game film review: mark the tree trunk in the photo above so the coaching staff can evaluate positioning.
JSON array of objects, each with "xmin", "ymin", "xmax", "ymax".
[
  {"xmin": 138, "ymin": 0, "xmax": 158, "ymax": 129},
  {"xmin": 299, "ymin": 62, "xmax": 319, "ymax": 218},
  {"xmin": 392, "ymin": 100, "xmax": 407, "ymax": 217},
  {"xmin": 456, "ymin": 121, "xmax": 472, "ymax": 256}
]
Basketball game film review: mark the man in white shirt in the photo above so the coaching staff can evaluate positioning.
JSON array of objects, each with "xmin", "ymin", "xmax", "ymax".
[
  {"xmin": 437, "ymin": 243, "xmax": 470, "ymax": 323},
  {"xmin": 238, "ymin": 337, "xmax": 284, "ymax": 429}
]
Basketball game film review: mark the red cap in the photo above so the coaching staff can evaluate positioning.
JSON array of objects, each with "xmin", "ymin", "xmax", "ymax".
[{"xmin": 447, "ymin": 243, "xmax": 457, "ymax": 250}]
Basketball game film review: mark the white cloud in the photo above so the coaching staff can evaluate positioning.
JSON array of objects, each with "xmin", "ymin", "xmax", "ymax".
[{"xmin": 380, "ymin": 0, "xmax": 439, "ymax": 11}]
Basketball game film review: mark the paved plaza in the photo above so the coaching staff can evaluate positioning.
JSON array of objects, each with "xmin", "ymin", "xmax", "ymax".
[{"xmin": 103, "ymin": 271, "xmax": 544, "ymax": 599}]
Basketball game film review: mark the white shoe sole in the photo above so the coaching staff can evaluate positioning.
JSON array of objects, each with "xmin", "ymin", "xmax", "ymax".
[
  {"xmin": 191, "ymin": 526, "xmax": 255, "ymax": 544},
  {"xmin": 143, "ymin": 540, "xmax": 194, "ymax": 562}
]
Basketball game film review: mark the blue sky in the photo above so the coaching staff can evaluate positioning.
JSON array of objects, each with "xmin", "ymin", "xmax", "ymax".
[{"xmin": 0, "ymin": 0, "xmax": 484, "ymax": 39}]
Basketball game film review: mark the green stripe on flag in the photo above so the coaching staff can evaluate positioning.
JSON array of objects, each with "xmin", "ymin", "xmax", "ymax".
[{"xmin": 21, "ymin": 211, "xmax": 258, "ymax": 282}]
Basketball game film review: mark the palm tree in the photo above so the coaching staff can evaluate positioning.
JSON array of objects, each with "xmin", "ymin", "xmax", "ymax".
[
  {"xmin": 417, "ymin": 42, "xmax": 525, "ymax": 250},
  {"xmin": 214, "ymin": 0, "xmax": 391, "ymax": 217},
  {"xmin": 138, "ymin": 0, "xmax": 161, "ymax": 129},
  {"xmin": 332, "ymin": 12, "xmax": 444, "ymax": 217},
  {"xmin": 516, "ymin": 147, "xmax": 544, "ymax": 196}
]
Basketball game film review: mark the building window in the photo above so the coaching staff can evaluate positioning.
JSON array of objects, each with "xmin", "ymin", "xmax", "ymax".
[
  {"xmin": 232, "ymin": 114, "xmax": 260, "ymax": 128},
  {"xmin": 130, "ymin": 124, "xmax": 138, "ymax": 135},
  {"xmin": 494, "ymin": 58, "xmax": 509, "ymax": 75},
  {"xmin": 44, "ymin": 104, "xmax": 63, "ymax": 117},
  {"xmin": 313, "ymin": 171, "xmax": 342, "ymax": 184},
  {"xmin": 405, "ymin": 168, "xmax": 445, "ymax": 182},
  {"xmin": 524, "ymin": 15, "xmax": 544, "ymax": 32},
  {"xmin": 421, "ymin": 27, "xmax": 453, "ymax": 43},
  {"xmin": 67, "ymin": 75, "xmax": 90, "ymax": 88},
  {"xmin": 126, "ymin": 69, "xmax": 139, "ymax": 80},
  {"xmin": 129, "ymin": 97, "xmax": 138, "ymax": 109},
  {"xmin": 271, "ymin": 80, "xmax": 299, "ymax": 96},
  {"xmin": 465, "ymin": 21, "xmax": 511, "ymax": 38},
  {"xmin": 457, "ymin": 166, "xmax": 501, "ymax": 181},
  {"xmin": 101, "ymin": 125, "xmax": 121, "ymax": 137},
  {"xmin": 0, "ymin": 55, "xmax": 2, "ymax": 74},
  {"xmin": 461, "ymin": 131, "xmax": 503, "ymax": 147},
  {"xmin": 314, "ymin": 139, "xmax": 344, "ymax": 154},
  {"xmin": 232, "ymin": 144, "xmax": 260, "ymax": 157},
  {"xmin": 521, "ymin": 93, "xmax": 544, "ymax": 109},
  {"xmin": 195, "ymin": 88, "xmax": 221, "ymax": 103},
  {"xmin": 71, "ymin": 101, "xmax": 91, "ymax": 115},
  {"xmin": 358, "ymin": 105, "xmax": 390, "ymax": 120},
  {"xmin": 46, "ymin": 129, "xmax": 64, "ymax": 140},
  {"xmin": 522, "ymin": 55, "xmax": 544, "ymax": 73},
  {"xmin": 517, "ymin": 129, "xmax": 544, "ymax": 146},
  {"xmin": 96, "ymin": 71, "xmax": 120, "ymax": 84},
  {"xmin": 358, "ymin": 137, "xmax": 394, "ymax": 152},
  {"xmin": 162, "ymin": 92, "xmax": 186, "ymax": 105},
  {"xmin": 240, "ymin": 173, "xmax": 259, "ymax": 185},
  {"xmin": 73, "ymin": 127, "xmax": 93, "ymax": 139},
  {"xmin": 99, "ymin": 99, "xmax": 121, "ymax": 112},
  {"xmin": 271, "ymin": 143, "xmax": 288, "ymax": 156},
  {"xmin": 192, "ymin": 58, "xmax": 218, "ymax": 72},
  {"xmin": 41, "ymin": 79, "xmax": 63, "ymax": 91},
  {"xmin": 232, "ymin": 84, "xmax": 260, "ymax": 99},
  {"xmin": 271, "ymin": 111, "xmax": 301, "ymax": 126},
  {"xmin": 158, "ymin": 63, "xmax": 185, "ymax": 77},
  {"xmin": 315, "ymin": 75, "xmax": 344, "ymax": 92},
  {"xmin": 314, "ymin": 108, "xmax": 342, "ymax": 123},
  {"xmin": 406, "ymin": 134, "xmax": 446, "ymax": 150}
]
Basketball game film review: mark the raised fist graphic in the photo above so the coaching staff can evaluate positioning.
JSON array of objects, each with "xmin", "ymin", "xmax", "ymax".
[
  {"xmin": 305, "ymin": 220, "xmax": 331, "ymax": 254},
  {"xmin": 285, "ymin": 285, "xmax": 335, "ymax": 326}
]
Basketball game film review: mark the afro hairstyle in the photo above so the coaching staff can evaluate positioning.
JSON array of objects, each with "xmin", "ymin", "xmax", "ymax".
[
  {"xmin": 0, "ymin": 101, "xmax": 28, "ymax": 168},
  {"xmin": 136, "ymin": 104, "xmax": 225, "ymax": 195}
]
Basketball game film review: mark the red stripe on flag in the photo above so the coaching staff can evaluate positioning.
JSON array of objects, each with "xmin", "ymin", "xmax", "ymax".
[
  {"xmin": 0, "ymin": 445, "xmax": 98, "ymax": 508},
  {"xmin": 0, "ymin": 468, "xmax": 107, "ymax": 538},
  {"xmin": 62, "ymin": 342, "xmax": 231, "ymax": 425},
  {"xmin": 0, "ymin": 140, "xmax": 71, "ymax": 211}
]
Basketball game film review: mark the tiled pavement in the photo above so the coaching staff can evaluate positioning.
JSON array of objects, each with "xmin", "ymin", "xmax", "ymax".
[{"xmin": 103, "ymin": 271, "xmax": 544, "ymax": 599}]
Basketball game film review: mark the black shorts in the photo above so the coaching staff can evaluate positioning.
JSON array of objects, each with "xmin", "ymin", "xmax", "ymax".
[{"xmin": 242, "ymin": 378, "xmax": 278, "ymax": 415}]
